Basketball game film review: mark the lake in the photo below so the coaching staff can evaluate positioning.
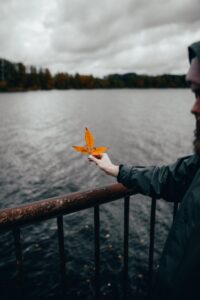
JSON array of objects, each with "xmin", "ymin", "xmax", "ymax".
[{"xmin": 0, "ymin": 89, "xmax": 195, "ymax": 299}]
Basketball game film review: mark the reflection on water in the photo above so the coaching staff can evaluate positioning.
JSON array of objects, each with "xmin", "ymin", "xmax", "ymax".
[{"xmin": 0, "ymin": 89, "xmax": 195, "ymax": 299}]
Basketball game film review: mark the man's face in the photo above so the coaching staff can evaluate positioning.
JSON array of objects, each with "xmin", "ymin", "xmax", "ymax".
[{"xmin": 186, "ymin": 57, "xmax": 200, "ymax": 155}]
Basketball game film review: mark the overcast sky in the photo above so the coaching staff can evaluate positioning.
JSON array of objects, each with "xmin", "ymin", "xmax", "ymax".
[{"xmin": 0, "ymin": 0, "xmax": 199, "ymax": 77}]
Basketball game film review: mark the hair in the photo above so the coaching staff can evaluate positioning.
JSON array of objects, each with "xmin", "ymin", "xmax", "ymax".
[{"xmin": 188, "ymin": 41, "xmax": 200, "ymax": 63}]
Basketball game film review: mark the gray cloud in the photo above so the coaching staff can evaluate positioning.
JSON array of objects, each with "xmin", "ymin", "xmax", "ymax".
[{"xmin": 0, "ymin": 0, "xmax": 199, "ymax": 76}]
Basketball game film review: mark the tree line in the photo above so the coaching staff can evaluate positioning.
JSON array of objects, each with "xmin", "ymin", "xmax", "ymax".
[{"xmin": 0, "ymin": 58, "xmax": 188, "ymax": 92}]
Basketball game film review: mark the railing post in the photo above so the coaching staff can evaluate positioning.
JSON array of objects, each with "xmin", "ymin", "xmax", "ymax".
[
  {"xmin": 148, "ymin": 198, "xmax": 156, "ymax": 297},
  {"xmin": 0, "ymin": 184, "xmax": 136, "ymax": 299},
  {"xmin": 57, "ymin": 215, "xmax": 67, "ymax": 296},
  {"xmin": 13, "ymin": 227, "xmax": 23, "ymax": 300},
  {"xmin": 123, "ymin": 196, "xmax": 130, "ymax": 300},
  {"xmin": 94, "ymin": 205, "xmax": 100, "ymax": 300}
]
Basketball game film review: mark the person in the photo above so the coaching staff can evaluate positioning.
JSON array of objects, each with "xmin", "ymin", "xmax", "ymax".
[{"xmin": 89, "ymin": 41, "xmax": 200, "ymax": 300}]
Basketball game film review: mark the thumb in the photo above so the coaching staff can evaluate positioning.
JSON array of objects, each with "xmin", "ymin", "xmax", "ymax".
[{"xmin": 88, "ymin": 155, "xmax": 99, "ymax": 163}]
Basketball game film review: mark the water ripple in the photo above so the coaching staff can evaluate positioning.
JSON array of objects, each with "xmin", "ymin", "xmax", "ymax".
[{"xmin": 0, "ymin": 89, "xmax": 195, "ymax": 299}]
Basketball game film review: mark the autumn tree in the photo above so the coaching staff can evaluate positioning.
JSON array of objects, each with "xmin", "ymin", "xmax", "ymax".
[{"xmin": 54, "ymin": 73, "xmax": 70, "ymax": 89}]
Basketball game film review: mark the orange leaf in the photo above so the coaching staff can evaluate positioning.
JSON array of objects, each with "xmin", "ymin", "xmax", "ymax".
[
  {"xmin": 85, "ymin": 127, "xmax": 94, "ymax": 149},
  {"xmin": 72, "ymin": 146, "xmax": 89, "ymax": 155},
  {"xmin": 92, "ymin": 147, "xmax": 109, "ymax": 155},
  {"xmin": 72, "ymin": 128, "xmax": 108, "ymax": 157}
]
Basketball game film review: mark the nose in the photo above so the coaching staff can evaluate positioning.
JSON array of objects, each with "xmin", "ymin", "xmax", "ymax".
[{"xmin": 191, "ymin": 96, "xmax": 200, "ymax": 116}]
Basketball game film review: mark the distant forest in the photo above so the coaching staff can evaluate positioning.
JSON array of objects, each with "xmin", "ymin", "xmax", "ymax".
[{"xmin": 0, "ymin": 58, "xmax": 188, "ymax": 92}]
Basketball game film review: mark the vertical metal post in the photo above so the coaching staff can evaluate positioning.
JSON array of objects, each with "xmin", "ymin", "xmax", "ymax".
[
  {"xmin": 123, "ymin": 196, "xmax": 130, "ymax": 300},
  {"xmin": 148, "ymin": 198, "xmax": 156, "ymax": 297},
  {"xmin": 94, "ymin": 205, "xmax": 100, "ymax": 300},
  {"xmin": 57, "ymin": 215, "xmax": 67, "ymax": 296},
  {"xmin": 13, "ymin": 227, "xmax": 23, "ymax": 300}
]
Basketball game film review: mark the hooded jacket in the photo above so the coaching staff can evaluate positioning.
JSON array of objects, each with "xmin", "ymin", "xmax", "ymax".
[
  {"xmin": 117, "ymin": 41, "xmax": 200, "ymax": 299},
  {"xmin": 117, "ymin": 155, "xmax": 200, "ymax": 299}
]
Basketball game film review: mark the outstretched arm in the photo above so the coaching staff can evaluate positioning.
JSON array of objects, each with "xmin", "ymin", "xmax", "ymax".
[{"xmin": 89, "ymin": 153, "xmax": 200, "ymax": 202}]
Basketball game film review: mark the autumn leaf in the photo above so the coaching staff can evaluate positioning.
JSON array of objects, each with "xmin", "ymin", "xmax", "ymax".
[
  {"xmin": 72, "ymin": 146, "xmax": 88, "ymax": 154},
  {"xmin": 85, "ymin": 127, "xmax": 94, "ymax": 150},
  {"xmin": 92, "ymin": 147, "xmax": 108, "ymax": 156},
  {"xmin": 72, "ymin": 128, "xmax": 108, "ymax": 157}
]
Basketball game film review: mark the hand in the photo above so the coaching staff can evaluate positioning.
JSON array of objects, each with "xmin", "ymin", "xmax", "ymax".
[{"xmin": 88, "ymin": 153, "xmax": 119, "ymax": 177}]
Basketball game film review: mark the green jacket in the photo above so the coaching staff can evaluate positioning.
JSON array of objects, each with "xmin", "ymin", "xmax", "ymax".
[{"xmin": 117, "ymin": 154, "xmax": 200, "ymax": 299}]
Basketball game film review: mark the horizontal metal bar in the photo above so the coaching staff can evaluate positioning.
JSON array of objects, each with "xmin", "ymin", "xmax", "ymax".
[{"xmin": 0, "ymin": 184, "xmax": 134, "ymax": 230}]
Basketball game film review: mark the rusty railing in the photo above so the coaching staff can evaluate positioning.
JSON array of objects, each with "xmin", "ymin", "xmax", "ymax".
[{"xmin": 0, "ymin": 183, "xmax": 179, "ymax": 299}]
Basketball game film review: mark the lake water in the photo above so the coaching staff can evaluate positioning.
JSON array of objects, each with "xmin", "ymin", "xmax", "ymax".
[{"xmin": 0, "ymin": 89, "xmax": 195, "ymax": 299}]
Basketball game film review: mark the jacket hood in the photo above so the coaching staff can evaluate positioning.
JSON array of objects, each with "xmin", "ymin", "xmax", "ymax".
[{"xmin": 188, "ymin": 41, "xmax": 200, "ymax": 63}]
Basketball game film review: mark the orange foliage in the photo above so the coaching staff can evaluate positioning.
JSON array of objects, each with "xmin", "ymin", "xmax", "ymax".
[{"xmin": 72, "ymin": 128, "xmax": 108, "ymax": 158}]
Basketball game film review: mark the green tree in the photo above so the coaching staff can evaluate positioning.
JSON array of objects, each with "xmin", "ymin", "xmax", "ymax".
[{"xmin": 38, "ymin": 68, "xmax": 53, "ymax": 90}]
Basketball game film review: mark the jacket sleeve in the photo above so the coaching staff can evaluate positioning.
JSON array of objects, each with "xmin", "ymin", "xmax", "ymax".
[{"xmin": 117, "ymin": 155, "xmax": 200, "ymax": 202}]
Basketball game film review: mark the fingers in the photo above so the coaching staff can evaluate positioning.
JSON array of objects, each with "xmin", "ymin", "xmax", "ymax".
[{"xmin": 88, "ymin": 155, "xmax": 99, "ymax": 163}]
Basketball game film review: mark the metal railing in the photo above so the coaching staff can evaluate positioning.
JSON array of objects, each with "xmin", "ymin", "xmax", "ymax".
[{"xmin": 0, "ymin": 183, "xmax": 179, "ymax": 299}]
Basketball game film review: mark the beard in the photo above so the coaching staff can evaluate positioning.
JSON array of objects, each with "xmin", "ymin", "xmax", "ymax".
[{"xmin": 193, "ymin": 119, "xmax": 200, "ymax": 155}]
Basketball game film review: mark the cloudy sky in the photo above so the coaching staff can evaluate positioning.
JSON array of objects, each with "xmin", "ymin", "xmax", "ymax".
[{"xmin": 0, "ymin": 0, "xmax": 199, "ymax": 77}]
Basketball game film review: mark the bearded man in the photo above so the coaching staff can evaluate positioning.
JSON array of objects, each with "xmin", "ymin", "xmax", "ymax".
[{"xmin": 89, "ymin": 41, "xmax": 200, "ymax": 299}]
